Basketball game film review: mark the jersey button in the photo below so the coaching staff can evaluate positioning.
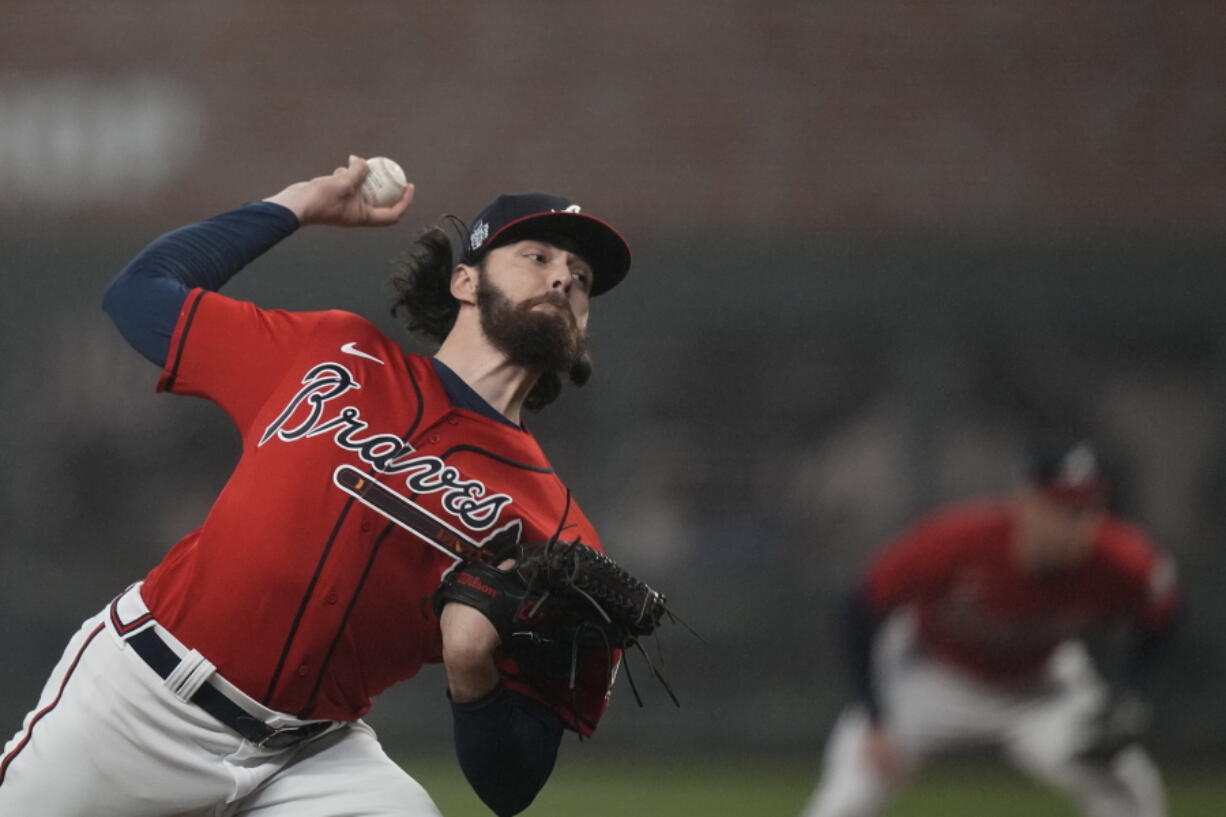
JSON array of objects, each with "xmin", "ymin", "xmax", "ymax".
[
  {"xmin": 428, "ymin": 433, "xmax": 440, "ymax": 443},
  {"xmin": 447, "ymin": 417, "xmax": 459, "ymax": 426},
  {"xmin": 297, "ymin": 664, "xmax": 309, "ymax": 677},
  {"xmin": 360, "ymin": 521, "xmax": 371, "ymax": 532},
  {"xmin": 325, "ymin": 591, "xmax": 338, "ymax": 605}
]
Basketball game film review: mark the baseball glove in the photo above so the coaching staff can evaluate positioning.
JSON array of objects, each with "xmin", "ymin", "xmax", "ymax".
[
  {"xmin": 1073, "ymin": 690, "xmax": 1151, "ymax": 764},
  {"xmin": 434, "ymin": 535, "xmax": 673, "ymax": 699}
]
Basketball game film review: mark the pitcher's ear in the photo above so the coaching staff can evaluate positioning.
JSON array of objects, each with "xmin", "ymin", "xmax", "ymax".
[{"xmin": 450, "ymin": 264, "xmax": 479, "ymax": 305}]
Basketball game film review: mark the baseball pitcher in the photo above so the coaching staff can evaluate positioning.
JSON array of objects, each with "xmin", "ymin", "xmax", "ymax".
[{"xmin": 1, "ymin": 157, "xmax": 666, "ymax": 816}]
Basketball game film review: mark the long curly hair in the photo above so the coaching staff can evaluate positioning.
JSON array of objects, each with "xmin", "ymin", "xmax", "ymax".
[
  {"xmin": 389, "ymin": 217, "xmax": 592, "ymax": 413},
  {"xmin": 389, "ymin": 216, "xmax": 466, "ymax": 343}
]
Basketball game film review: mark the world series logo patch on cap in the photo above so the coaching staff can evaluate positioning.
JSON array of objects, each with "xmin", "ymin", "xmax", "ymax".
[
  {"xmin": 1058, "ymin": 442, "xmax": 1098, "ymax": 486},
  {"xmin": 469, "ymin": 220, "xmax": 489, "ymax": 251}
]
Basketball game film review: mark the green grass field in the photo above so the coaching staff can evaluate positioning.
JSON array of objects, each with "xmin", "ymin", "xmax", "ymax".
[{"xmin": 405, "ymin": 755, "xmax": 1226, "ymax": 816}]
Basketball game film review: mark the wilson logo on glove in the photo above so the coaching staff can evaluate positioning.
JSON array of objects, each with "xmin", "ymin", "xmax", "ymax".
[{"xmin": 456, "ymin": 573, "xmax": 500, "ymax": 599}]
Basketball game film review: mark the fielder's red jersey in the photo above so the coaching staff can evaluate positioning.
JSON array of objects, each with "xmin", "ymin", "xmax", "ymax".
[
  {"xmin": 141, "ymin": 289, "xmax": 614, "ymax": 734},
  {"xmin": 863, "ymin": 500, "xmax": 1179, "ymax": 683}
]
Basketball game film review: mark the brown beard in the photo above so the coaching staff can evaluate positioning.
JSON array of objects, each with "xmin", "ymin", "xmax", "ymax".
[{"xmin": 476, "ymin": 274, "xmax": 588, "ymax": 374}]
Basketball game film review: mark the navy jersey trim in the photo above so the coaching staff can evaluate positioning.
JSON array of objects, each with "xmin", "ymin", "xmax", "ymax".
[
  {"xmin": 430, "ymin": 357, "xmax": 519, "ymax": 428},
  {"xmin": 109, "ymin": 600, "xmax": 154, "ymax": 636},
  {"xmin": 297, "ymin": 522, "xmax": 395, "ymax": 719},
  {"xmin": 439, "ymin": 444, "xmax": 554, "ymax": 474},
  {"xmin": 262, "ymin": 497, "xmax": 357, "ymax": 705},
  {"xmin": 0, "ymin": 622, "xmax": 106, "ymax": 786},
  {"xmin": 162, "ymin": 288, "xmax": 206, "ymax": 393}
]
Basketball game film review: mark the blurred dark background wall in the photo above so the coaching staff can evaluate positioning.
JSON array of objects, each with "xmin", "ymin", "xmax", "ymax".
[{"xmin": 2, "ymin": 1, "xmax": 1224, "ymax": 762}]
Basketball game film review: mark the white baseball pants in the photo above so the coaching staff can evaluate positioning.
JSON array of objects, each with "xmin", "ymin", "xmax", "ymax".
[
  {"xmin": 0, "ymin": 586, "xmax": 442, "ymax": 817},
  {"xmin": 798, "ymin": 614, "xmax": 1166, "ymax": 817}
]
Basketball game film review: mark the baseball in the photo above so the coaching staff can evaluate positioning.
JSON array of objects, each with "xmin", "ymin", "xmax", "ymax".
[{"xmin": 359, "ymin": 156, "xmax": 407, "ymax": 207}]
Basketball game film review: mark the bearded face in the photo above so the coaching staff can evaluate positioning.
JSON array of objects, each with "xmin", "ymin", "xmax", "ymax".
[{"xmin": 476, "ymin": 271, "xmax": 589, "ymax": 374}]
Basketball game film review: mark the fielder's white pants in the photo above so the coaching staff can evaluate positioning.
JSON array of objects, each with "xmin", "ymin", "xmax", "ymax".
[
  {"xmin": 0, "ymin": 586, "xmax": 442, "ymax": 817},
  {"xmin": 799, "ymin": 613, "xmax": 1166, "ymax": 817}
]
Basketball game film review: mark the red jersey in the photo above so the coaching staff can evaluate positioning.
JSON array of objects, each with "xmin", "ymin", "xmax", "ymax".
[
  {"xmin": 141, "ymin": 289, "xmax": 613, "ymax": 734},
  {"xmin": 863, "ymin": 500, "xmax": 1179, "ymax": 684}
]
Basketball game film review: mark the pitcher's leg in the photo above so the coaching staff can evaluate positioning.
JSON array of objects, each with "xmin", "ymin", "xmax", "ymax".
[
  {"xmin": 0, "ymin": 611, "xmax": 236, "ymax": 816},
  {"xmin": 236, "ymin": 721, "xmax": 442, "ymax": 817}
]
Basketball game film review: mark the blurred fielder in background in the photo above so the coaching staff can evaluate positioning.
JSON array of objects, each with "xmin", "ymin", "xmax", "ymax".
[
  {"xmin": 0, "ymin": 156, "xmax": 640, "ymax": 816},
  {"xmin": 800, "ymin": 433, "xmax": 1180, "ymax": 817}
]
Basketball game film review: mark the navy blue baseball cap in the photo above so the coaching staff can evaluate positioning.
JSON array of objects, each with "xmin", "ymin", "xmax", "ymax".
[
  {"xmin": 461, "ymin": 192, "xmax": 632, "ymax": 296},
  {"xmin": 1026, "ymin": 434, "xmax": 1106, "ymax": 507}
]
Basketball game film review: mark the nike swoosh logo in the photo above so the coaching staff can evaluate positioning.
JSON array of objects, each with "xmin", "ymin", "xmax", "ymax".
[{"xmin": 340, "ymin": 342, "xmax": 384, "ymax": 364}]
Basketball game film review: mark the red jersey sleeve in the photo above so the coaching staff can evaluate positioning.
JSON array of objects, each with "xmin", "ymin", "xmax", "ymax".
[
  {"xmin": 156, "ymin": 289, "xmax": 366, "ymax": 433},
  {"xmin": 1095, "ymin": 518, "xmax": 1180, "ymax": 631},
  {"xmin": 864, "ymin": 503, "xmax": 1004, "ymax": 613}
]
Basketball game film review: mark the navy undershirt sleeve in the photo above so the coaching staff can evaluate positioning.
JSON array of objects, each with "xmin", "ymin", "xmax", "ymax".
[
  {"xmin": 450, "ymin": 685, "xmax": 564, "ymax": 817},
  {"xmin": 101, "ymin": 202, "xmax": 299, "ymax": 367},
  {"xmin": 1121, "ymin": 607, "xmax": 1180, "ymax": 695},
  {"xmin": 843, "ymin": 583, "xmax": 885, "ymax": 722}
]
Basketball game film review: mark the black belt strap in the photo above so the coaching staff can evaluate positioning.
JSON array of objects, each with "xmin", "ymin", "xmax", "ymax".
[{"xmin": 126, "ymin": 627, "xmax": 331, "ymax": 750}]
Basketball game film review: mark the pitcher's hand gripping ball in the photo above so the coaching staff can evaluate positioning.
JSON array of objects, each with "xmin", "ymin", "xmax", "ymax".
[{"xmin": 359, "ymin": 156, "xmax": 407, "ymax": 207}]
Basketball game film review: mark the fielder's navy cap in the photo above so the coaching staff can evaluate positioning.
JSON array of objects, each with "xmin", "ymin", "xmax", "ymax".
[
  {"xmin": 461, "ymin": 192, "xmax": 632, "ymax": 296},
  {"xmin": 1026, "ymin": 433, "xmax": 1106, "ymax": 507}
]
